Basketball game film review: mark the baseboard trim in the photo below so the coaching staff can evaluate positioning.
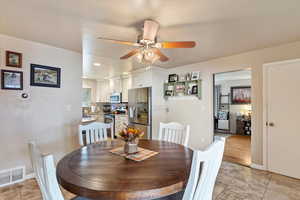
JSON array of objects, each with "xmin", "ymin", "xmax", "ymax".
[
  {"xmin": 25, "ymin": 173, "xmax": 35, "ymax": 180},
  {"xmin": 250, "ymin": 163, "xmax": 266, "ymax": 170}
]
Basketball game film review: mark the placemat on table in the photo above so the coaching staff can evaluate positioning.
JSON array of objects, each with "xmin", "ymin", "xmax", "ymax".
[{"xmin": 110, "ymin": 147, "xmax": 159, "ymax": 162}]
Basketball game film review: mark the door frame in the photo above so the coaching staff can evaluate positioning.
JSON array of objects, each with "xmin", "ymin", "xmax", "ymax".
[
  {"xmin": 262, "ymin": 58, "xmax": 300, "ymax": 171},
  {"xmin": 212, "ymin": 68, "xmax": 253, "ymax": 166}
]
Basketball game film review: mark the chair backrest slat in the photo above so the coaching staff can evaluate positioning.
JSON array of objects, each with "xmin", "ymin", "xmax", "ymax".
[
  {"xmin": 182, "ymin": 137, "xmax": 225, "ymax": 200},
  {"xmin": 28, "ymin": 141, "xmax": 64, "ymax": 200},
  {"xmin": 79, "ymin": 122, "xmax": 112, "ymax": 146},
  {"xmin": 158, "ymin": 122, "xmax": 190, "ymax": 147}
]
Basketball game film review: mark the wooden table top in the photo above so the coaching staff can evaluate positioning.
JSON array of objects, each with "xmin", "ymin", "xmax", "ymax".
[{"xmin": 57, "ymin": 140, "xmax": 193, "ymax": 200}]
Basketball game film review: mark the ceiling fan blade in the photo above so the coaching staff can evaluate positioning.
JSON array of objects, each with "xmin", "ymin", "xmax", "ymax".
[
  {"xmin": 152, "ymin": 48, "xmax": 169, "ymax": 62},
  {"xmin": 98, "ymin": 37, "xmax": 141, "ymax": 46},
  {"xmin": 157, "ymin": 41, "xmax": 196, "ymax": 48},
  {"xmin": 120, "ymin": 49, "xmax": 140, "ymax": 60},
  {"xmin": 143, "ymin": 20, "xmax": 159, "ymax": 41}
]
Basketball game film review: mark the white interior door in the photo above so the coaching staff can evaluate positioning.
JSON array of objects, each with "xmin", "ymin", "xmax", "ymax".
[{"xmin": 266, "ymin": 59, "xmax": 300, "ymax": 179}]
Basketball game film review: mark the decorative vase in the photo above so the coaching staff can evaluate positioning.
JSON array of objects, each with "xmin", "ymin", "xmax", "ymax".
[{"xmin": 124, "ymin": 140, "xmax": 138, "ymax": 154}]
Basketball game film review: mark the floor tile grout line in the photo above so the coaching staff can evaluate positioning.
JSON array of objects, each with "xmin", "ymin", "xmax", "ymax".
[
  {"xmin": 215, "ymin": 184, "xmax": 230, "ymax": 200},
  {"xmin": 261, "ymin": 173, "xmax": 273, "ymax": 200}
]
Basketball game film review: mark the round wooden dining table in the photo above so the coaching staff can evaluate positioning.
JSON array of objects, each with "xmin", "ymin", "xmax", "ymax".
[{"xmin": 57, "ymin": 140, "xmax": 193, "ymax": 200}]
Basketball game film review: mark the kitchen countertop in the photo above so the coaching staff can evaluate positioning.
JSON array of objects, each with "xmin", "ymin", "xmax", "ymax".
[
  {"xmin": 81, "ymin": 113, "xmax": 128, "ymax": 125},
  {"xmin": 81, "ymin": 117, "xmax": 97, "ymax": 124}
]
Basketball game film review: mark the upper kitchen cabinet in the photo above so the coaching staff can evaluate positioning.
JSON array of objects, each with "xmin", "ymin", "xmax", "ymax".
[
  {"xmin": 96, "ymin": 80, "xmax": 110, "ymax": 102},
  {"xmin": 96, "ymin": 76, "xmax": 131, "ymax": 103},
  {"xmin": 131, "ymin": 69, "xmax": 152, "ymax": 89},
  {"xmin": 95, "ymin": 67, "xmax": 167, "ymax": 105},
  {"xmin": 109, "ymin": 78, "xmax": 122, "ymax": 93},
  {"xmin": 122, "ymin": 76, "xmax": 132, "ymax": 102}
]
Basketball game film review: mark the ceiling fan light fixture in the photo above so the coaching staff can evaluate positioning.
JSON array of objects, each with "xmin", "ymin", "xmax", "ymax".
[
  {"xmin": 136, "ymin": 48, "xmax": 159, "ymax": 64},
  {"xmin": 98, "ymin": 20, "xmax": 196, "ymax": 64}
]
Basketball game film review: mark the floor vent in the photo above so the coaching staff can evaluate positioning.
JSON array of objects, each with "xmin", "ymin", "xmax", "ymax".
[{"xmin": 0, "ymin": 166, "xmax": 25, "ymax": 187}]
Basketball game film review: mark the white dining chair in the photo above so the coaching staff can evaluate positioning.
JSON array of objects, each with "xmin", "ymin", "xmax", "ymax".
[
  {"xmin": 28, "ymin": 141, "xmax": 64, "ymax": 200},
  {"xmin": 182, "ymin": 137, "xmax": 225, "ymax": 200},
  {"xmin": 28, "ymin": 141, "xmax": 89, "ymax": 200},
  {"xmin": 158, "ymin": 122, "xmax": 190, "ymax": 146},
  {"xmin": 78, "ymin": 122, "xmax": 113, "ymax": 146}
]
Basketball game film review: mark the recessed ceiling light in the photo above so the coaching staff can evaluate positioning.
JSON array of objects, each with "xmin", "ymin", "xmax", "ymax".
[
  {"xmin": 123, "ymin": 72, "xmax": 129, "ymax": 75},
  {"xmin": 93, "ymin": 63, "xmax": 101, "ymax": 66}
]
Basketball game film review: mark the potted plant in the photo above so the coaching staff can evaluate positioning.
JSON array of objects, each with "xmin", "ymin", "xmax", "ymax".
[{"xmin": 118, "ymin": 124, "xmax": 144, "ymax": 154}]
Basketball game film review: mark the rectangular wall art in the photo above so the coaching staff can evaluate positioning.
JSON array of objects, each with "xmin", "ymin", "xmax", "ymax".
[
  {"xmin": 30, "ymin": 64, "xmax": 61, "ymax": 88},
  {"xmin": 231, "ymin": 86, "xmax": 251, "ymax": 104},
  {"xmin": 6, "ymin": 51, "xmax": 22, "ymax": 68},
  {"xmin": 1, "ymin": 70, "xmax": 23, "ymax": 90}
]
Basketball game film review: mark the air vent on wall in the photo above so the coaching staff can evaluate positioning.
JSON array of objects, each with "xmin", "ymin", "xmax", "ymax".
[{"xmin": 0, "ymin": 166, "xmax": 25, "ymax": 187}]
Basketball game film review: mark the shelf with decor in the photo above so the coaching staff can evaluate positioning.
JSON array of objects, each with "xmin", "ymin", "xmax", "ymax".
[{"xmin": 164, "ymin": 79, "xmax": 202, "ymax": 100}]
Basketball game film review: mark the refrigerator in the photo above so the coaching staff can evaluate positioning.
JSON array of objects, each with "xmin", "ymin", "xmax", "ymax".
[{"xmin": 128, "ymin": 87, "xmax": 152, "ymax": 139}]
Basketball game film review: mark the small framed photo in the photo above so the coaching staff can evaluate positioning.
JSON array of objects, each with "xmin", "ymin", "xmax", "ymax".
[
  {"xmin": 30, "ymin": 64, "xmax": 61, "ymax": 88},
  {"xmin": 1, "ymin": 70, "xmax": 23, "ymax": 90},
  {"xmin": 6, "ymin": 51, "xmax": 22, "ymax": 68},
  {"xmin": 191, "ymin": 72, "xmax": 200, "ymax": 80},
  {"xmin": 165, "ymin": 90, "xmax": 173, "ymax": 96},
  {"xmin": 191, "ymin": 85, "xmax": 198, "ymax": 94},
  {"xmin": 179, "ymin": 74, "xmax": 186, "ymax": 82},
  {"xmin": 168, "ymin": 74, "xmax": 178, "ymax": 82},
  {"xmin": 186, "ymin": 72, "xmax": 191, "ymax": 81}
]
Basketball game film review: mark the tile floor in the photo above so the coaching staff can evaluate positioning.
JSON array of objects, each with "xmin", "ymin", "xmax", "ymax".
[{"xmin": 1, "ymin": 161, "xmax": 300, "ymax": 200}]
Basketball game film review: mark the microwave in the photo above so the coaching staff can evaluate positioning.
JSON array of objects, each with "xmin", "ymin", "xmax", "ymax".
[{"xmin": 110, "ymin": 93, "xmax": 122, "ymax": 104}]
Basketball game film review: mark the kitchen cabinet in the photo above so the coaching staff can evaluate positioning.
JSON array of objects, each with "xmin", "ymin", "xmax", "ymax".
[
  {"xmin": 131, "ymin": 70, "xmax": 152, "ymax": 88},
  {"xmin": 109, "ymin": 78, "xmax": 122, "ymax": 93},
  {"xmin": 122, "ymin": 77, "xmax": 131, "ymax": 102},
  {"xmin": 97, "ymin": 77, "xmax": 131, "ymax": 103},
  {"xmin": 96, "ymin": 67, "xmax": 167, "ymax": 107},
  {"xmin": 96, "ymin": 80, "xmax": 110, "ymax": 102}
]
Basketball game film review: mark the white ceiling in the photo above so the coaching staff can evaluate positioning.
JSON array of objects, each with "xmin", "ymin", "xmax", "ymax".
[{"xmin": 1, "ymin": 0, "xmax": 300, "ymax": 79}]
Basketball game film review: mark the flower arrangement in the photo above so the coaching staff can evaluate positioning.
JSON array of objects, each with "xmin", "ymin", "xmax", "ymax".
[
  {"xmin": 119, "ymin": 124, "xmax": 144, "ymax": 154},
  {"xmin": 118, "ymin": 124, "xmax": 144, "ymax": 142}
]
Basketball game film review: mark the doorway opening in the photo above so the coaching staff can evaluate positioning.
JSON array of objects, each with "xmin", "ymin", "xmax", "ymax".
[{"xmin": 213, "ymin": 69, "xmax": 252, "ymax": 166}]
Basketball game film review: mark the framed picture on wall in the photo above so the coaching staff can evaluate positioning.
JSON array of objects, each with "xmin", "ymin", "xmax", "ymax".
[
  {"xmin": 1, "ymin": 70, "xmax": 23, "ymax": 90},
  {"xmin": 191, "ymin": 85, "xmax": 198, "ymax": 94},
  {"xmin": 6, "ymin": 51, "xmax": 22, "ymax": 68},
  {"xmin": 168, "ymin": 74, "xmax": 178, "ymax": 82},
  {"xmin": 30, "ymin": 64, "xmax": 61, "ymax": 88},
  {"xmin": 231, "ymin": 86, "xmax": 251, "ymax": 104},
  {"xmin": 191, "ymin": 72, "xmax": 200, "ymax": 80}
]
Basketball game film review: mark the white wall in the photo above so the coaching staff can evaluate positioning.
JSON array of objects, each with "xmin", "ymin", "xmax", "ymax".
[
  {"xmin": 166, "ymin": 40, "xmax": 300, "ymax": 165},
  {"xmin": 216, "ymin": 79, "xmax": 251, "ymax": 96},
  {"xmin": 0, "ymin": 34, "xmax": 82, "ymax": 174},
  {"xmin": 150, "ymin": 67, "xmax": 168, "ymax": 140}
]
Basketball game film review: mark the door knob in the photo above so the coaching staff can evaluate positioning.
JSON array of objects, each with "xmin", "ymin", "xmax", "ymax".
[{"xmin": 269, "ymin": 122, "xmax": 275, "ymax": 127}]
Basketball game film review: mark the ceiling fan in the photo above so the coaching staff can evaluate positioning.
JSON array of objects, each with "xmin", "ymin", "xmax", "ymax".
[{"xmin": 98, "ymin": 20, "xmax": 196, "ymax": 64}]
